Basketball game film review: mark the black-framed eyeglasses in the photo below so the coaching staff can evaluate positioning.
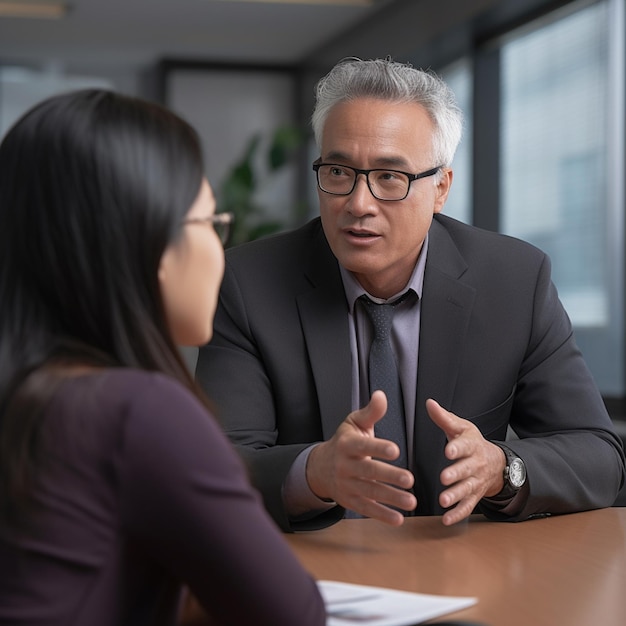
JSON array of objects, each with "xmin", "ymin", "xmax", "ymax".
[
  {"xmin": 312, "ymin": 161, "xmax": 442, "ymax": 201},
  {"xmin": 183, "ymin": 211, "xmax": 234, "ymax": 245}
]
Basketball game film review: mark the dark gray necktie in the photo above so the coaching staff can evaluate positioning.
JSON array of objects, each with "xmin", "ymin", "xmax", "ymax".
[{"xmin": 360, "ymin": 294, "xmax": 408, "ymax": 469}]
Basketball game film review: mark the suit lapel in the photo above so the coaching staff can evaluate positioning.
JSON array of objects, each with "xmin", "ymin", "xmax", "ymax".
[
  {"xmin": 413, "ymin": 218, "xmax": 477, "ymax": 511},
  {"xmin": 297, "ymin": 224, "xmax": 352, "ymax": 440},
  {"xmin": 417, "ymin": 220, "xmax": 476, "ymax": 411}
]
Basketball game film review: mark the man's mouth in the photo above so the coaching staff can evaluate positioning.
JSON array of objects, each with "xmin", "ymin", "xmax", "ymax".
[{"xmin": 345, "ymin": 228, "xmax": 378, "ymax": 238}]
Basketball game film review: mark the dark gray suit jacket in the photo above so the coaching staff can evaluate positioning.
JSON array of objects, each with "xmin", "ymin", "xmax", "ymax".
[{"xmin": 196, "ymin": 215, "xmax": 625, "ymax": 531}]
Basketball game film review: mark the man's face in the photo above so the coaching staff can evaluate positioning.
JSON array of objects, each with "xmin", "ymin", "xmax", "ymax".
[{"xmin": 318, "ymin": 98, "xmax": 452, "ymax": 299}]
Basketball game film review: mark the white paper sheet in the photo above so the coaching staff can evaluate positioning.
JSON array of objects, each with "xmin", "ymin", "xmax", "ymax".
[{"xmin": 319, "ymin": 580, "xmax": 477, "ymax": 626}]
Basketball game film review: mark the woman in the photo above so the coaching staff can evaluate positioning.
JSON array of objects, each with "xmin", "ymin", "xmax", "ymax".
[{"xmin": 0, "ymin": 90, "xmax": 325, "ymax": 626}]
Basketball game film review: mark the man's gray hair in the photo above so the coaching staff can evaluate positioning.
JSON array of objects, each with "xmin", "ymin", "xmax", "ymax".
[{"xmin": 311, "ymin": 57, "xmax": 464, "ymax": 167}]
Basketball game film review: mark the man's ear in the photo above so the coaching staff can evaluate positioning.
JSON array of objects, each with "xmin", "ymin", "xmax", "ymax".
[{"xmin": 433, "ymin": 168, "xmax": 453, "ymax": 214}]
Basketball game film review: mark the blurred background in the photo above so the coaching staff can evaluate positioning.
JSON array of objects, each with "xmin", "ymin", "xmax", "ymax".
[{"xmin": 1, "ymin": 0, "xmax": 625, "ymax": 425}]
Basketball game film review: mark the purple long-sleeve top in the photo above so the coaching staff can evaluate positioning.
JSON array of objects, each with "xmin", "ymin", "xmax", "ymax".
[{"xmin": 0, "ymin": 368, "xmax": 325, "ymax": 626}]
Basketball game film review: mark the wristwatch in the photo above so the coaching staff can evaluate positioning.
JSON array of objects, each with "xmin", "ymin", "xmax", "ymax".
[{"xmin": 500, "ymin": 444, "xmax": 527, "ymax": 491}]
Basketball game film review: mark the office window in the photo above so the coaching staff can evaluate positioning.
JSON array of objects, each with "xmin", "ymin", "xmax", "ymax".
[
  {"xmin": 500, "ymin": 0, "xmax": 624, "ymax": 395},
  {"xmin": 0, "ymin": 66, "xmax": 111, "ymax": 140},
  {"xmin": 439, "ymin": 59, "xmax": 472, "ymax": 224}
]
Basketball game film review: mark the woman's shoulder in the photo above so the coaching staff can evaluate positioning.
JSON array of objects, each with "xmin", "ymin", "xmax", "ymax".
[
  {"xmin": 105, "ymin": 367, "xmax": 187, "ymax": 393},
  {"xmin": 59, "ymin": 367, "xmax": 193, "ymax": 402},
  {"xmin": 53, "ymin": 368, "xmax": 210, "ymax": 432},
  {"xmin": 51, "ymin": 367, "xmax": 230, "ymax": 468}
]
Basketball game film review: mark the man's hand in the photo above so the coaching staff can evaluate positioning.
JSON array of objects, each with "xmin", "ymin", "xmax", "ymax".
[
  {"xmin": 306, "ymin": 390, "xmax": 417, "ymax": 525},
  {"xmin": 426, "ymin": 398, "xmax": 507, "ymax": 526}
]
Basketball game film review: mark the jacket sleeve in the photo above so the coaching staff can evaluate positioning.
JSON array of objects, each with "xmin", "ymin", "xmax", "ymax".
[
  {"xmin": 196, "ymin": 254, "xmax": 345, "ymax": 532},
  {"xmin": 480, "ymin": 253, "xmax": 625, "ymax": 519}
]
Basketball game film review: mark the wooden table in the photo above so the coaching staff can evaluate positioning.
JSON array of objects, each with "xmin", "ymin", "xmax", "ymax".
[{"xmin": 285, "ymin": 508, "xmax": 626, "ymax": 626}]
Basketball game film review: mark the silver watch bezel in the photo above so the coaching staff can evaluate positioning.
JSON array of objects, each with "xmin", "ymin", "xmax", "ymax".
[{"xmin": 504, "ymin": 455, "xmax": 526, "ymax": 490}]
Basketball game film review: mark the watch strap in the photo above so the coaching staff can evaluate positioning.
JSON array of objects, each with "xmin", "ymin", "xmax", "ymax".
[{"xmin": 495, "ymin": 443, "xmax": 526, "ymax": 495}]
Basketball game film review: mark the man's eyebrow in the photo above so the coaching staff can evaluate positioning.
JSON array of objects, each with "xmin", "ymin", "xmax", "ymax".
[
  {"xmin": 322, "ymin": 151, "xmax": 351, "ymax": 163},
  {"xmin": 371, "ymin": 156, "xmax": 412, "ymax": 169}
]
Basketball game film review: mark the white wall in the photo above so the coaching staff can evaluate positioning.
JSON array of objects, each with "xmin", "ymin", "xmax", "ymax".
[{"xmin": 165, "ymin": 67, "xmax": 297, "ymax": 223}]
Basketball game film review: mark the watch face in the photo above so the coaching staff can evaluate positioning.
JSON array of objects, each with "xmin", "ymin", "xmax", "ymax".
[{"xmin": 509, "ymin": 458, "xmax": 526, "ymax": 488}]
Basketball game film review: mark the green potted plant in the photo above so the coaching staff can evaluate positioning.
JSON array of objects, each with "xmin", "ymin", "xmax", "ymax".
[{"xmin": 218, "ymin": 125, "xmax": 309, "ymax": 246}]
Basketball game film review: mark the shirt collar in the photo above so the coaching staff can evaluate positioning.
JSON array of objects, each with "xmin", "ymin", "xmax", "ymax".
[{"xmin": 340, "ymin": 233, "xmax": 429, "ymax": 313}]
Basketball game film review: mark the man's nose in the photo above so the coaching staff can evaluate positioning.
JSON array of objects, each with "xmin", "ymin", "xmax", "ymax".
[{"xmin": 346, "ymin": 174, "xmax": 377, "ymax": 215}]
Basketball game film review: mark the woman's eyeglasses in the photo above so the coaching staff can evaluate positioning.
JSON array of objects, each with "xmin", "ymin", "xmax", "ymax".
[{"xmin": 183, "ymin": 212, "xmax": 234, "ymax": 245}]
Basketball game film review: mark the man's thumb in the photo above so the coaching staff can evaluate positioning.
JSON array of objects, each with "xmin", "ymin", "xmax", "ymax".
[{"xmin": 353, "ymin": 390, "xmax": 388, "ymax": 432}]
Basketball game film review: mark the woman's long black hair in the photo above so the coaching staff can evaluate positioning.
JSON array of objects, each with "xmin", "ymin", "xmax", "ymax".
[{"xmin": 0, "ymin": 89, "xmax": 207, "ymax": 516}]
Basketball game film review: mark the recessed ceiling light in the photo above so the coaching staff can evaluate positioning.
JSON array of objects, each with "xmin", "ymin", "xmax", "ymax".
[{"xmin": 0, "ymin": 1, "xmax": 68, "ymax": 19}]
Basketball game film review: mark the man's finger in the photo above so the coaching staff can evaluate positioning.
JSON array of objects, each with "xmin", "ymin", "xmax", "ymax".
[
  {"xmin": 351, "ymin": 390, "xmax": 388, "ymax": 432},
  {"xmin": 426, "ymin": 398, "xmax": 464, "ymax": 439}
]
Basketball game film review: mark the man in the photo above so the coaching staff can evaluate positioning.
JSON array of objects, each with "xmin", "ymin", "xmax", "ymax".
[{"xmin": 196, "ymin": 57, "xmax": 625, "ymax": 532}]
